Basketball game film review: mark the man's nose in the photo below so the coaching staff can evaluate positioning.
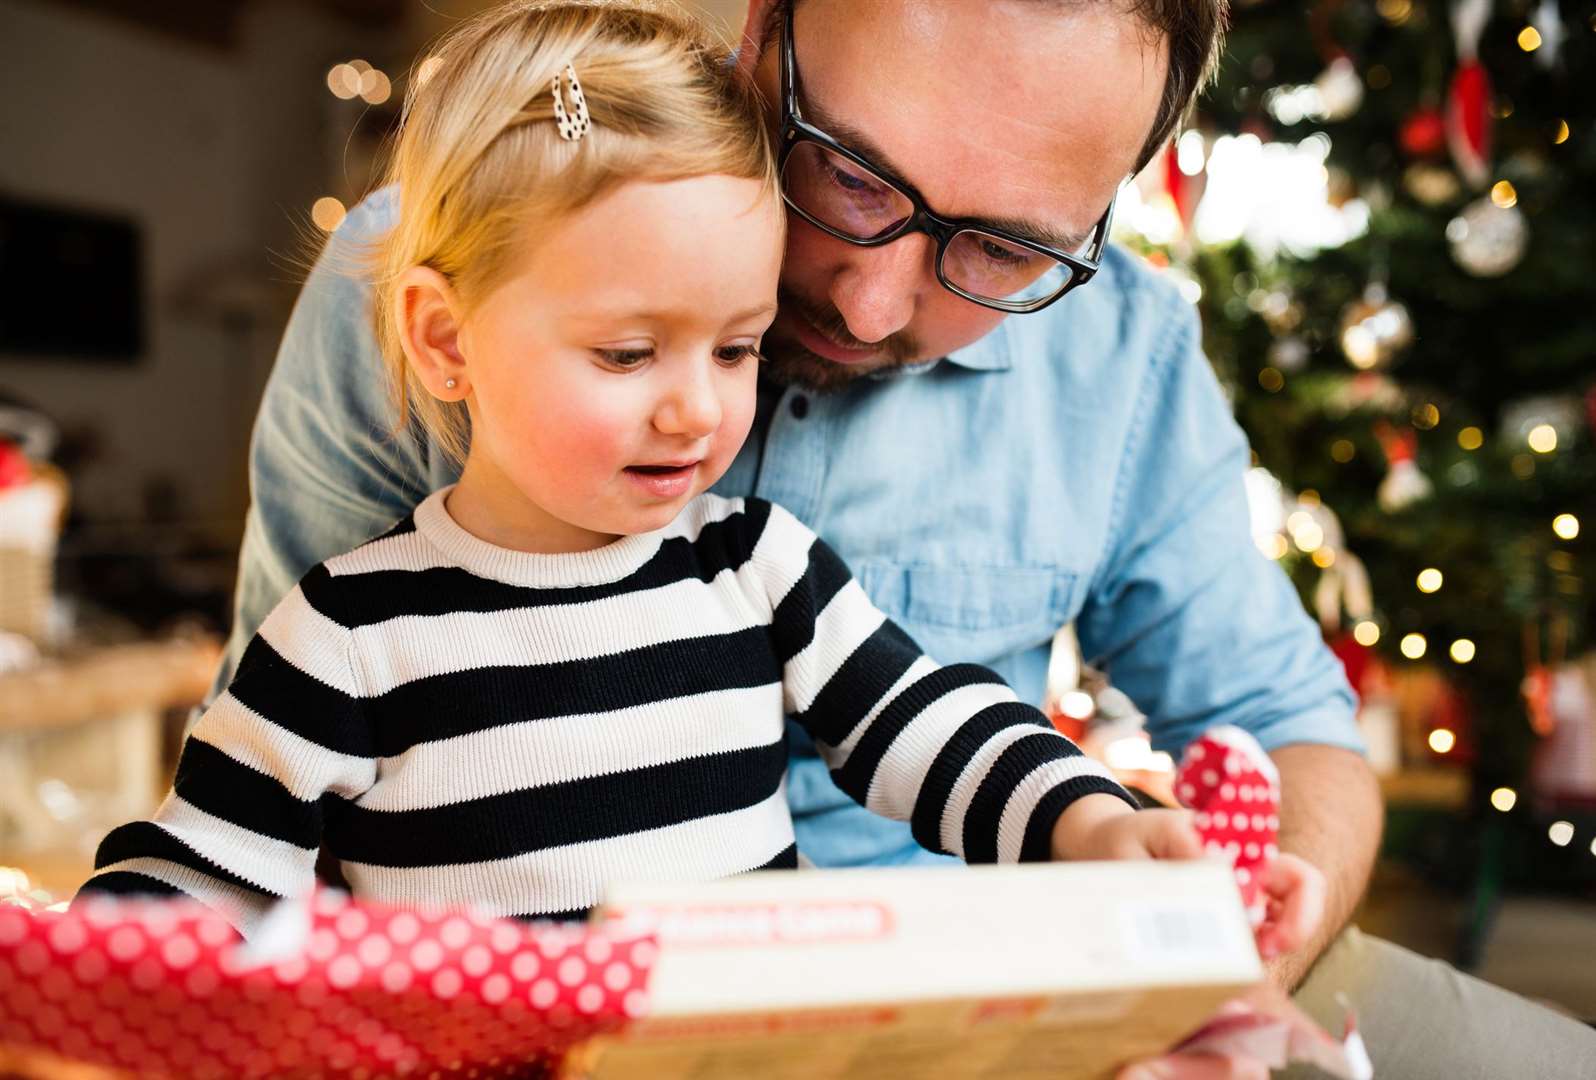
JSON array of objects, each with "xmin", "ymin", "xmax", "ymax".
[{"xmin": 827, "ymin": 232, "xmax": 931, "ymax": 344}]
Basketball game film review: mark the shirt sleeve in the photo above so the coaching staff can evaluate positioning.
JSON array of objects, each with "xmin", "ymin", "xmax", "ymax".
[
  {"xmin": 80, "ymin": 567, "xmax": 377, "ymax": 938},
  {"xmin": 747, "ymin": 500, "xmax": 1133, "ymax": 864},
  {"xmin": 210, "ymin": 186, "xmax": 436, "ymax": 704},
  {"xmin": 1075, "ymin": 288, "xmax": 1363, "ymax": 758}
]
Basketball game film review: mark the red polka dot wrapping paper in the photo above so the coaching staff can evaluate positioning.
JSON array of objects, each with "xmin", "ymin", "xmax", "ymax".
[
  {"xmin": 0, "ymin": 888, "xmax": 656, "ymax": 1079},
  {"xmin": 1173, "ymin": 726, "xmax": 1282, "ymax": 927}
]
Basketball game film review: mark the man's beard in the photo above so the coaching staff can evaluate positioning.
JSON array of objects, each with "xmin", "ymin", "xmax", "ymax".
[{"xmin": 761, "ymin": 288, "xmax": 922, "ymax": 393}]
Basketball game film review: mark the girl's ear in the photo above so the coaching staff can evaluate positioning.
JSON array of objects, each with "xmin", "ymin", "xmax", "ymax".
[{"xmin": 395, "ymin": 266, "xmax": 470, "ymax": 400}]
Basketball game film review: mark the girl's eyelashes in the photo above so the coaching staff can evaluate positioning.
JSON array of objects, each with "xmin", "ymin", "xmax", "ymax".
[
  {"xmin": 594, "ymin": 344, "xmax": 763, "ymax": 369},
  {"xmin": 714, "ymin": 343, "xmax": 763, "ymax": 366},
  {"xmin": 594, "ymin": 347, "xmax": 653, "ymax": 368}
]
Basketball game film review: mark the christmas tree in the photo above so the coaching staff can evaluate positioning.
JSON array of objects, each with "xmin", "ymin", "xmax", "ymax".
[{"xmin": 1136, "ymin": 0, "xmax": 1594, "ymax": 812}]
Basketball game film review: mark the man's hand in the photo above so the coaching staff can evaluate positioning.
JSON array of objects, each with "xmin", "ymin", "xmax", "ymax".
[{"xmin": 1253, "ymin": 852, "xmax": 1326, "ymax": 961}]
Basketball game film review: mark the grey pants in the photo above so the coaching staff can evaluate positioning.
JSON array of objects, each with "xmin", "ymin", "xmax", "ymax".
[{"xmin": 1288, "ymin": 926, "xmax": 1596, "ymax": 1079}]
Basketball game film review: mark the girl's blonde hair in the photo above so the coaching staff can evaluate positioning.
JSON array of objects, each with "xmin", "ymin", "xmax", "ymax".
[{"xmin": 372, "ymin": 0, "xmax": 778, "ymax": 466}]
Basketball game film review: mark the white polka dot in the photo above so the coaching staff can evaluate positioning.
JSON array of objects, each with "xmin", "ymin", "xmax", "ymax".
[
  {"xmin": 583, "ymin": 937, "xmax": 613, "ymax": 965},
  {"xmin": 1177, "ymin": 782, "xmax": 1196, "ymax": 803},
  {"xmin": 431, "ymin": 968, "xmax": 462, "ymax": 999},
  {"xmin": 1213, "ymin": 811, "xmax": 1228, "ymax": 829},
  {"xmin": 630, "ymin": 941, "xmax": 658, "ymax": 968},
  {"xmin": 623, "ymin": 989, "xmax": 649, "ymax": 1017},
  {"xmin": 491, "ymin": 923, "xmax": 522, "ymax": 954},
  {"xmin": 1235, "ymin": 867, "xmax": 1251, "ymax": 885},
  {"xmin": 481, "ymin": 973, "xmax": 511, "ymax": 1004},
  {"xmin": 272, "ymin": 956, "xmax": 308, "ymax": 983},
  {"xmin": 440, "ymin": 918, "xmax": 472, "ymax": 950},
  {"xmin": 335, "ymin": 908, "xmax": 369, "ymax": 940},
  {"xmin": 1202, "ymin": 769, "xmax": 1218, "ymax": 786},
  {"xmin": 161, "ymin": 934, "xmax": 199, "ymax": 970},
  {"xmin": 387, "ymin": 911, "xmax": 420, "ymax": 945},
  {"xmin": 376, "ymin": 1033, "xmax": 405, "ymax": 1060},
  {"xmin": 1224, "ymin": 840, "xmax": 1241, "ymax": 857},
  {"xmin": 530, "ymin": 979, "xmax": 558, "ymax": 1009},
  {"xmin": 308, "ymin": 928, "xmax": 339, "ymax": 961},
  {"xmin": 1267, "ymin": 815, "xmax": 1280, "ymax": 831},
  {"xmin": 185, "ymin": 967, "xmax": 220, "ymax": 997},
  {"xmin": 72, "ymin": 949, "xmax": 109, "ymax": 984},
  {"xmin": 80, "ymin": 896, "xmax": 121, "ymax": 928},
  {"xmin": 410, "ymin": 939, "xmax": 443, "ymax": 972},
  {"xmin": 196, "ymin": 919, "xmax": 234, "ymax": 948},
  {"xmin": 1204, "ymin": 840, "xmax": 1225, "ymax": 857},
  {"xmin": 1219, "ymin": 783, "xmax": 1236, "ymax": 801},
  {"xmin": 48, "ymin": 920, "xmax": 87, "ymax": 954},
  {"xmin": 557, "ymin": 956, "xmax": 586, "ymax": 987},
  {"xmin": 462, "ymin": 945, "xmax": 493, "ymax": 977},
  {"xmin": 1189, "ymin": 744, "xmax": 1206, "ymax": 760},
  {"xmin": 576, "ymin": 984, "xmax": 604, "ymax": 1014},
  {"xmin": 0, "ymin": 911, "xmax": 27, "ymax": 945},
  {"xmin": 1239, "ymin": 786, "xmax": 1254, "ymax": 803},
  {"xmin": 380, "ymin": 961, "xmax": 413, "ymax": 993},
  {"xmin": 1224, "ymin": 756, "xmax": 1242, "ymax": 775},
  {"xmin": 1265, "ymin": 843, "xmax": 1279, "ymax": 859},
  {"xmin": 15, "ymin": 940, "xmax": 48, "ymax": 976},
  {"xmin": 130, "ymin": 957, "xmax": 164, "ymax": 991},
  {"xmin": 510, "ymin": 952, "xmax": 540, "ymax": 981},
  {"xmin": 603, "ymin": 962, "xmax": 632, "ymax": 992},
  {"xmin": 358, "ymin": 934, "xmax": 392, "ymax": 967},
  {"xmin": 1245, "ymin": 842, "xmax": 1260, "ymax": 860},
  {"xmin": 314, "ymin": 890, "xmax": 348, "ymax": 916},
  {"xmin": 1193, "ymin": 812, "xmax": 1211, "ymax": 831},
  {"xmin": 328, "ymin": 955, "xmax": 362, "ymax": 989}
]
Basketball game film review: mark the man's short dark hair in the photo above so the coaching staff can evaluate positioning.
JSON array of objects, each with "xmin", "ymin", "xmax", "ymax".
[{"xmin": 761, "ymin": 0, "xmax": 1228, "ymax": 175}]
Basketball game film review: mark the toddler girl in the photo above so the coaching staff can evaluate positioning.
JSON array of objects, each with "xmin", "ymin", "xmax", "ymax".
[{"xmin": 81, "ymin": 0, "xmax": 1293, "ymax": 940}]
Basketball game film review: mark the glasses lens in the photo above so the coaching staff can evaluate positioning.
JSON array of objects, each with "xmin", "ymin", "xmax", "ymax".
[
  {"xmin": 941, "ymin": 229, "xmax": 1075, "ymax": 308},
  {"xmin": 781, "ymin": 140, "xmax": 914, "ymax": 242}
]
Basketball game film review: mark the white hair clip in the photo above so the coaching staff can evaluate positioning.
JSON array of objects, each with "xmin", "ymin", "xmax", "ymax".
[{"xmin": 551, "ymin": 62, "xmax": 589, "ymax": 142}]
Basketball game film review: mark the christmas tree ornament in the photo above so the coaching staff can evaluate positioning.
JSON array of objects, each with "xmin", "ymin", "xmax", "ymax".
[
  {"xmin": 1400, "ymin": 106, "xmax": 1447, "ymax": 158},
  {"xmin": 1448, "ymin": 196, "xmax": 1528, "ymax": 277},
  {"xmin": 1446, "ymin": 0, "xmax": 1494, "ymax": 188},
  {"xmin": 1373, "ymin": 421, "xmax": 1433, "ymax": 512},
  {"xmin": 1403, "ymin": 163, "xmax": 1462, "ymax": 206},
  {"xmin": 1339, "ymin": 283, "xmax": 1414, "ymax": 370},
  {"xmin": 1500, "ymin": 395, "xmax": 1581, "ymax": 449},
  {"xmin": 1314, "ymin": 56, "xmax": 1364, "ymax": 121},
  {"xmin": 1268, "ymin": 335, "xmax": 1310, "ymax": 373}
]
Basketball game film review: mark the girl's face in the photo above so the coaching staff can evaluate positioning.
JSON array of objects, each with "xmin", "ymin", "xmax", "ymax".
[{"xmin": 452, "ymin": 175, "xmax": 783, "ymax": 553}]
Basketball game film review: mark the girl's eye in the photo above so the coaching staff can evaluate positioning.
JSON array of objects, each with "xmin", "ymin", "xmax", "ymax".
[
  {"xmin": 596, "ymin": 348, "xmax": 652, "ymax": 368},
  {"xmin": 714, "ymin": 344, "xmax": 762, "ymax": 366}
]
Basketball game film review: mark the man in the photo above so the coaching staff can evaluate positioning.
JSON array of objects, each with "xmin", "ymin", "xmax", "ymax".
[{"xmin": 225, "ymin": 1, "xmax": 1594, "ymax": 1076}]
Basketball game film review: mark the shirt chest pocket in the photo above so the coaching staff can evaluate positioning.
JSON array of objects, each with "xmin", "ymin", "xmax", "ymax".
[{"xmin": 851, "ymin": 561, "xmax": 1079, "ymax": 667}]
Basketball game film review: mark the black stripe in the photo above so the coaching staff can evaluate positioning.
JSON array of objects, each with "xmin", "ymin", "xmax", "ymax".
[
  {"xmin": 1019, "ymin": 776, "xmax": 1138, "ymax": 862},
  {"xmin": 910, "ymin": 701, "xmax": 1048, "ymax": 856},
  {"xmin": 769, "ymin": 537, "xmax": 856, "ymax": 664},
  {"xmin": 366, "ymin": 626, "xmax": 782, "ymax": 755},
  {"xmin": 75, "ymin": 871, "xmax": 184, "ymax": 901},
  {"xmin": 514, "ymin": 908, "xmax": 592, "ymax": 925},
  {"xmin": 373, "ymin": 515, "xmax": 417, "ymax": 541},
  {"xmin": 92, "ymin": 822, "xmax": 283, "ymax": 899},
  {"xmin": 173, "ymin": 737, "xmax": 322, "ymax": 850},
  {"xmin": 962, "ymin": 731, "xmax": 1080, "ymax": 864},
  {"xmin": 793, "ymin": 619, "xmax": 922, "ymax": 747},
  {"xmin": 304, "ymin": 506, "xmax": 764, "ymax": 629},
  {"xmin": 230, "ymin": 634, "xmax": 372, "ymax": 758},
  {"xmin": 327, "ymin": 740, "xmax": 789, "ymax": 867},
  {"xmin": 749, "ymin": 842, "xmax": 798, "ymax": 871},
  {"xmin": 829, "ymin": 663, "xmax": 1007, "ymax": 805}
]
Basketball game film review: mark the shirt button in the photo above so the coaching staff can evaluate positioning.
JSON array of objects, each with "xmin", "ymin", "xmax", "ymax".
[{"xmin": 789, "ymin": 395, "xmax": 810, "ymax": 420}]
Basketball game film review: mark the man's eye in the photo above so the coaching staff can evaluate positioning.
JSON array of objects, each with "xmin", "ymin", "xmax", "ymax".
[
  {"xmin": 826, "ymin": 160, "xmax": 884, "ymax": 196},
  {"xmin": 714, "ymin": 344, "xmax": 762, "ymax": 366},
  {"xmin": 979, "ymin": 239, "xmax": 1030, "ymax": 265},
  {"xmin": 596, "ymin": 348, "xmax": 652, "ymax": 368}
]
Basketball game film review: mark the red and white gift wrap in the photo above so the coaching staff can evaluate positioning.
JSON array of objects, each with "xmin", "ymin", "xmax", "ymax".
[
  {"xmin": 1174, "ymin": 726, "xmax": 1282, "ymax": 927},
  {"xmin": 0, "ymin": 889, "xmax": 655, "ymax": 1078}
]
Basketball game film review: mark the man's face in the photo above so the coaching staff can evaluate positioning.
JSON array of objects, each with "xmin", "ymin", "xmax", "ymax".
[{"xmin": 749, "ymin": 0, "xmax": 1168, "ymax": 391}]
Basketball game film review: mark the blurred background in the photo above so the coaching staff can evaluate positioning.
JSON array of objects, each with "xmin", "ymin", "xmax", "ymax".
[{"xmin": 1, "ymin": 0, "xmax": 1592, "ymax": 1023}]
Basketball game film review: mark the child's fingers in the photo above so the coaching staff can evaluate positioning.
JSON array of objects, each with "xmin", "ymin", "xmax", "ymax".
[
  {"xmin": 1256, "ymin": 853, "xmax": 1326, "ymax": 953},
  {"xmin": 1156, "ymin": 810, "xmax": 1205, "ymax": 860}
]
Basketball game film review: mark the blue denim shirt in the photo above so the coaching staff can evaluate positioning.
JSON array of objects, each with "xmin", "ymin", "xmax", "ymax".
[{"xmin": 221, "ymin": 187, "xmax": 1360, "ymax": 869}]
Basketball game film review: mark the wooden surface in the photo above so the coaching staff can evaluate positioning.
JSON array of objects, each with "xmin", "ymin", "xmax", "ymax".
[
  {"xmin": 0, "ymin": 637, "xmax": 220, "ymax": 732},
  {"xmin": 1380, "ymin": 767, "xmax": 1469, "ymax": 810}
]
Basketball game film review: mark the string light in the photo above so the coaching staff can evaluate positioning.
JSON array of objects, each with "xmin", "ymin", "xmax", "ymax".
[
  {"xmin": 1457, "ymin": 426, "xmax": 1484, "ymax": 451},
  {"xmin": 327, "ymin": 63, "xmax": 361, "ymax": 99},
  {"xmin": 1518, "ymin": 26, "xmax": 1542, "ymax": 52},
  {"xmin": 1490, "ymin": 180, "xmax": 1518, "ymax": 209},
  {"xmin": 1428, "ymin": 728, "xmax": 1456, "ymax": 754},
  {"xmin": 1259, "ymin": 367, "xmax": 1285, "ymax": 392},
  {"xmin": 1490, "ymin": 787, "xmax": 1517, "ymax": 812},
  {"xmin": 1058, "ymin": 690, "xmax": 1094, "ymax": 721},
  {"xmin": 1527, "ymin": 424, "xmax": 1558, "ymax": 453},
  {"xmin": 1417, "ymin": 568, "xmax": 1443, "ymax": 593},
  {"xmin": 1331, "ymin": 439, "xmax": 1356, "ymax": 463},
  {"xmin": 1312, "ymin": 548, "xmax": 1337, "ymax": 568},
  {"xmin": 1401, "ymin": 633, "xmax": 1427, "ymax": 659},
  {"xmin": 1263, "ymin": 534, "xmax": 1290, "ymax": 560},
  {"xmin": 359, "ymin": 69, "xmax": 392, "ymax": 105},
  {"xmin": 1553, "ymin": 120, "xmax": 1570, "ymax": 145},
  {"xmin": 311, "ymin": 196, "xmax": 347, "ymax": 232},
  {"xmin": 1353, "ymin": 620, "xmax": 1381, "ymax": 647},
  {"xmin": 1449, "ymin": 639, "xmax": 1476, "ymax": 664},
  {"xmin": 1412, "ymin": 403, "xmax": 1440, "ymax": 429},
  {"xmin": 1553, "ymin": 514, "xmax": 1580, "ymax": 540},
  {"xmin": 1549, "ymin": 821, "xmax": 1574, "ymax": 847}
]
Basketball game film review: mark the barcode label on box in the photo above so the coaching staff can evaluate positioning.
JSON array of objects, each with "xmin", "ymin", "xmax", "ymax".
[{"xmin": 1122, "ymin": 904, "xmax": 1233, "ymax": 966}]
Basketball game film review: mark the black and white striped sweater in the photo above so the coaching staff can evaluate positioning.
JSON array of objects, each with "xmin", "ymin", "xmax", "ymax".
[{"xmin": 84, "ymin": 490, "xmax": 1129, "ymax": 935}]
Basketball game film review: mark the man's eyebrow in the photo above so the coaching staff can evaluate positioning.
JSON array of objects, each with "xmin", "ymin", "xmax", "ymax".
[{"xmin": 803, "ymin": 98, "xmax": 1092, "ymax": 254}]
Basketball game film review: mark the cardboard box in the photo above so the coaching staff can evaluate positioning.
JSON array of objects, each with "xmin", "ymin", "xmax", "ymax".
[{"xmin": 583, "ymin": 861, "xmax": 1261, "ymax": 1080}]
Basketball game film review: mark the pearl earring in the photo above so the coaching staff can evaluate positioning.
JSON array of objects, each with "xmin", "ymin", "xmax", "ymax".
[{"xmin": 444, "ymin": 378, "xmax": 457, "ymax": 390}]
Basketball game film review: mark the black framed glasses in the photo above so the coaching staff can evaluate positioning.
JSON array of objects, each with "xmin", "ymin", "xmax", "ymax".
[{"xmin": 776, "ymin": 5, "xmax": 1114, "ymax": 314}]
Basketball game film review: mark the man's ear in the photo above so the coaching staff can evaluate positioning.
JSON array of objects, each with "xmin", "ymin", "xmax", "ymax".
[
  {"xmin": 735, "ymin": 0, "xmax": 782, "ymax": 79},
  {"xmin": 394, "ymin": 266, "xmax": 470, "ymax": 401}
]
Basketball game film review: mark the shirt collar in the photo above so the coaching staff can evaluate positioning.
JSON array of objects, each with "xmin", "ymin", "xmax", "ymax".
[{"xmin": 930, "ymin": 324, "xmax": 1014, "ymax": 373}]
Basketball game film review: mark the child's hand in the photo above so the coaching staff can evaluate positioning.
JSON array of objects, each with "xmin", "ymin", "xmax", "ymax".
[
  {"xmin": 1251, "ymin": 852, "xmax": 1326, "ymax": 961},
  {"xmin": 1050, "ymin": 796, "xmax": 1205, "ymax": 862}
]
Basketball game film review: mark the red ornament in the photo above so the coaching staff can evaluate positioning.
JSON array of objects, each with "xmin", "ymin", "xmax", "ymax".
[
  {"xmin": 1175, "ymin": 727, "xmax": 1281, "ymax": 927},
  {"xmin": 1399, "ymin": 107, "xmax": 1447, "ymax": 159},
  {"xmin": 0, "ymin": 440, "xmax": 29, "ymax": 492},
  {"xmin": 1446, "ymin": 60, "xmax": 1493, "ymax": 187}
]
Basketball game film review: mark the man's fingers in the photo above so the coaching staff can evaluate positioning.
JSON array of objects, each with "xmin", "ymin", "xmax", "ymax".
[
  {"xmin": 1258, "ymin": 853, "xmax": 1326, "ymax": 952},
  {"xmin": 1118, "ymin": 1052, "xmax": 1270, "ymax": 1080}
]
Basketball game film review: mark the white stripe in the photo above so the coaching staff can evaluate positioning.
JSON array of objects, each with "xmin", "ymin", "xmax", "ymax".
[
  {"xmin": 749, "ymin": 502, "xmax": 821, "ymax": 614},
  {"xmin": 823, "ymin": 654, "xmax": 940, "ymax": 766},
  {"xmin": 325, "ymin": 528, "xmax": 457, "ymax": 578},
  {"xmin": 341, "ymin": 786, "xmax": 794, "ymax": 916},
  {"xmin": 192, "ymin": 691, "xmax": 375, "ymax": 802},
  {"xmin": 255, "ymin": 586, "xmax": 361, "ymax": 696},
  {"xmin": 360, "ymin": 684, "xmax": 785, "ymax": 811},
  {"xmin": 655, "ymin": 491, "xmax": 746, "ymax": 542},
  {"xmin": 89, "ymin": 857, "xmax": 277, "ymax": 938},
  {"xmin": 352, "ymin": 568, "xmax": 769, "ymax": 694},
  {"xmin": 993, "ymin": 755, "xmax": 1121, "ymax": 863},
  {"xmin": 782, "ymin": 580, "xmax": 888, "ymax": 715},
  {"xmin": 151, "ymin": 795, "xmax": 319, "ymax": 899},
  {"xmin": 863, "ymin": 681, "xmax": 1020, "ymax": 822},
  {"xmin": 938, "ymin": 724, "xmax": 1052, "ymax": 860}
]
